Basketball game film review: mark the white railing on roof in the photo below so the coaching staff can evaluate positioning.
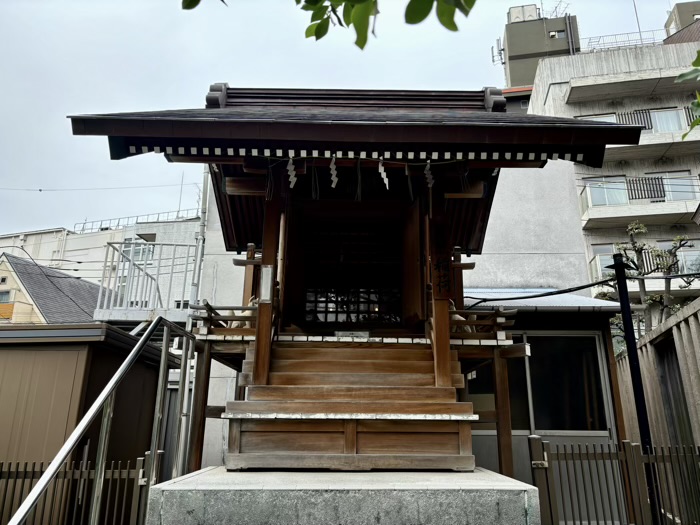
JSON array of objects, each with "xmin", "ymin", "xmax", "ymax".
[
  {"xmin": 581, "ymin": 29, "xmax": 666, "ymax": 52},
  {"xmin": 95, "ymin": 241, "xmax": 197, "ymax": 321},
  {"xmin": 74, "ymin": 209, "xmax": 199, "ymax": 234}
]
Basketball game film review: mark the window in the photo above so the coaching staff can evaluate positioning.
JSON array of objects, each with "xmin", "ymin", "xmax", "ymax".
[
  {"xmin": 652, "ymin": 170, "xmax": 700, "ymax": 202},
  {"xmin": 520, "ymin": 100, "xmax": 529, "ymax": 109},
  {"xmin": 528, "ymin": 336, "xmax": 607, "ymax": 431},
  {"xmin": 657, "ymin": 239, "xmax": 700, "ymax": 274},
  {"xmin": 0, "ymin": 291, "xmax": 10, "ymax": 303},
  {"xmin": 650, "ymin": 108, "xmax": 686, "ymax": 133},
  {"xmin": 590, "ymin": 244, "xmax": 615, "ymax": 280},
  {"xmin": 578, "ymin": 114, "xmax": 617, "ymax": 123},
  {"xmin": 123, "ymin": 238, "xmax": 154, "ymax": 262},
  {"xmin": 549, "ymin": 30, "xmax": 566, "ymax": 39},
  {"xmin": 174, "ymin": 300, "xmax": 190, "ymax": 309},
  {"xmin": 0, "ymin": 277, "xmax": 6, "ymax": 285},
  {"xmin": 584, "ymin": 176, "xmax": 628, "ymax": 207}
]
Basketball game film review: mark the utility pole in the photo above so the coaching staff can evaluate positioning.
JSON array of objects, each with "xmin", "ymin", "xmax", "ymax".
[{"xmin": 608, "ymin": 253, "xmax": 659, "ymax": 524}]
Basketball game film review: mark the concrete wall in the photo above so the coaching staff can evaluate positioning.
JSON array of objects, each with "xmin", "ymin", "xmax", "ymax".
[
  {"xmin": 666, "ymin": 1, "xmax": 700, "ymax": 35},
  {"xmin": 617, "ymin": 297, "xmax": 700, "ymax": 446},
  {"xmin": 467, "ymin": 160, "xmax": 589, "ymax": 290},
  {"xmin": 504, "ymin": 15, "xmax": 579, "ymax": 87}
]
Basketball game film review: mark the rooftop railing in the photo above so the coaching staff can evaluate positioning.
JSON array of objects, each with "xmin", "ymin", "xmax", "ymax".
[
  {"xmin": 580, "ymin": 29, "xmax": 666, "ymax": 52},
  {"xmin": 74, "ymin": 209, "xmax": 199, "ymax": 234}
]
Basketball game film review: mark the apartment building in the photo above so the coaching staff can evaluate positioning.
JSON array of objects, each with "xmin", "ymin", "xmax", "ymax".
[{"xmin": 528, "ymin": 41, "xmax": 700, "ymax": 319}]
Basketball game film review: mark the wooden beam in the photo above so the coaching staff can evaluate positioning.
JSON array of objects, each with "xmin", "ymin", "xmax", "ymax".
[
  {"xmin": 493, "ymin": 350, "xmax": 514, "ymax": 477},
  {"xmin": 233, "ymin": 259, "xmax": 262, "ymax": 267},
  {"xmin": 432, "ymin": 299, "xmax": 453, "ymax": 388},
  {"xmin": 452, "ymin": 262, "xmax": 476, "ymax": 270},
  {"xmin": 187, "ymin": 342, "xmax": 212, "ymax": 473},
  {"xmin": 253, "ymin": 194, "xmax": 282, "ymax": 385},
  {"xmin": 225, "ymin": 177, "xmax": 267, "ymax": 196},
  {"xmin": 604, "ymin": 325, "xmax": 628, "ymax": 442},
  {"xmin": 242, "ymin": 243, "xmax": 256, "ymax": 306},
  {"xmin": 498, "ymin": 344, "xmax": 531, "ymax": 359},
  {"xmin": 445, "ymin": 181, "xmax": 486, "ymax": 200}
]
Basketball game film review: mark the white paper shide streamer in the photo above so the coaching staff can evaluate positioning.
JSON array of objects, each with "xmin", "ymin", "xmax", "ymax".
[
  {"xmin": 287, "ymin": 158, "xmax": 297, "ymax": 188},
  {"xmin": 330, "ymin": 156, "xmax": 338, "ymax": 188},
  {"xmin": 379, "ymin": 158, "xmax": 388, "ymax": 190}
]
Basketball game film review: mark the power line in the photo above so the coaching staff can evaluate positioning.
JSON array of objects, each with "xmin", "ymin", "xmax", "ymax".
[
  {"xmin": 0, "ymin": 246, "xmax": 97, "ymax": 318},
  {"xmin": 0, "ymin": 183, "xmax": 200, "ymax": 193}
]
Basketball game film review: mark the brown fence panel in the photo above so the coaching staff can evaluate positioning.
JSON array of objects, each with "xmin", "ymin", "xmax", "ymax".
[
  {"xmin": 0, "ymin": 459, "xmax": 146, "ymax": 525},
  {"xmin": 529, "ymin": 437, "xmax": 700, "ymax": 525}
]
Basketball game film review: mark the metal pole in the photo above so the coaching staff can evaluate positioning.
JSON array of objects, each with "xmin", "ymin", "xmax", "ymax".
[
  {"xmin": 88, "ymin": 393, "xmax": 115, "ymax": 525},
  {"xmin": 8, "ymin": 317, "xmax": 163, "ymax": 525},
  {"xmin": 609, "ymin": 254, "xmax": 660, "ymax": 524},
  {"xmin": 171, "ymin": 337, "xmax": 191, "ymax": 478},
  {"xmin": 631, "ymin": 0, "xmax": 644, "ymax": 43},
  {"xmin": 147, "ymin": 324, "xmax": 171, "ymax": 487}
]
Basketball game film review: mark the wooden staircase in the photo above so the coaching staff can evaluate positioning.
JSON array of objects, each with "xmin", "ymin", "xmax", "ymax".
[{"xmin": 223, "ymin": 341, "xmax": 476, "ymax": 471}]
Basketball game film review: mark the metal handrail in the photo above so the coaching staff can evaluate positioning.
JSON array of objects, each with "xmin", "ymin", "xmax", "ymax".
[{"xmin": 8, "ymin": 316, "xmax": 195, "ymax": 525}]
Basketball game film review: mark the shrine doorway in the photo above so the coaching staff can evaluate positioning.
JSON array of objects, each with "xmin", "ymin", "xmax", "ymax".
[{"xmin": 282, "ymin": 200, "xmax": 424, "ymax": 334}]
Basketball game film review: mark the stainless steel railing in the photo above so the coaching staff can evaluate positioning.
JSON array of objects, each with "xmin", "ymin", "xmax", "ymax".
[{"xmin": 8, "ymin": 316, "xmax": 196, "ymax": 525}]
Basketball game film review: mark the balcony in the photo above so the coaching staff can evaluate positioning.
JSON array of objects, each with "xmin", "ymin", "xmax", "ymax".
[
  {"xmin": 94, "ymin": 241, "xmax": 199, "ymax": 323},
  {"xmin": 579, "ymin": 174, "xmax": 700, "ymax": 228},
  {"xmin": 577, "ymin": 108, "xmax": 700, "ymax": 161},
  {"xmin": 566, "ymin": 65, "xmax": 700, "ymax": 104},
  {"xmin": 590, "ymin": 250, "xmax": 700, "ymax": 296}
]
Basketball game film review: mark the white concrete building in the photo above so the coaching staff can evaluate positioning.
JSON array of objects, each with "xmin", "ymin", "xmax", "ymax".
[{"xmin": 529, "ymin": 41, "xmax": 700, "ymax": 320}]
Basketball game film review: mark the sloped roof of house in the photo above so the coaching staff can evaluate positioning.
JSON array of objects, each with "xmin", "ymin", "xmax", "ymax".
[
  {"xmin": 2, "ymin": 253, "xmax": 99, "ymax": 323},
  {"xmin": 463, "ymin": 288, "xmax": 620, "ymax": 312}
]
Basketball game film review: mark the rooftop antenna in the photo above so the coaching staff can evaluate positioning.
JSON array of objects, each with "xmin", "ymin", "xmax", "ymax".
[
  {"xmin": 491, "ymin": 37, "xmax": 505, "ymax": 66},
  {"xmin": 177, "ymin": 171, "xmax": 184, "ymax": 218},
  {"xmin": 632, "ymin": 0, "xmax": 644, "ymax": 43}
]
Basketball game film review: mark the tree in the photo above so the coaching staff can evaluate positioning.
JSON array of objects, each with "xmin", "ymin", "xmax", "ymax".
[
  {"xmin": 181, "ymin": 0, "xmax": 478, "ymax": 49},
  {"xmin": 597, "ymin": 221, "xmax": 696, "ymax": 333}
]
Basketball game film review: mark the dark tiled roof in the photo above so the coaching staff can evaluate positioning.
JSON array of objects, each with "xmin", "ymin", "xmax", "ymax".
[
  {"xmin": 3, "ymin": 253, "xmax": 99, "ymax": 324},
  {"xmin": 73, "ymin": 105, "xmax": 633, "ymax": 129}
]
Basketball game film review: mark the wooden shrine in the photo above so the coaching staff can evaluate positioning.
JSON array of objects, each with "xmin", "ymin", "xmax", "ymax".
[{"xmin": 70, "ymin": 86, "xmax": 640, "ymax": 473}]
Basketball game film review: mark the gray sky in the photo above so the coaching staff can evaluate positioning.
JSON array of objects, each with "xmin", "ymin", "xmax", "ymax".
[{"xmin": 0, "ymin": 0, "xmax": 671, "ymax": 234}]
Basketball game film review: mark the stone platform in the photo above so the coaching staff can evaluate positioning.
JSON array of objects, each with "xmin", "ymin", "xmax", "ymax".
[{"xmin": 145, "ymin": 467, "xmax": 540, "ymax": 525}]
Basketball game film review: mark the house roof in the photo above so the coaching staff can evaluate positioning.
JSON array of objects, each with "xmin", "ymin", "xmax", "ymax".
[
  {"xmin": 463, "ymin": 288, "xmax": 620, "ymax": 312},
  {"xmin": 2, "ymin": 253, "xmax": 99, "ymax": 323}
]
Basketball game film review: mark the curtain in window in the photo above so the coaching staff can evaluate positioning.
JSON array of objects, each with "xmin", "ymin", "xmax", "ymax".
[{"xmin": 651, "ymin": 109, "xmax": 684, "ymax": 133}]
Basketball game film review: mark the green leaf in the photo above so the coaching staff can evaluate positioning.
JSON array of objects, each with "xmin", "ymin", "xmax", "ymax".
[
  {"xmin": 693, "ymin": 50, "xmax": 700, "ymax": 68},
  {"xmin": 405, "ymin": 0, "xmax": 434, "ymax": 24},
  {"xmin": 675, "ymin": 69, "xmax": 700, "ymax": 83},
  {"xmin": 436, "ymin": 0, "xmax": 458, "ymax": 30},
  {"xmin": 182, "ymin": 0, "xmax": 200, "ymax": 9},
  {"xmin": 343, "ymin": 2, "xmax": 354, "ymax": 26},
  {"xmin": 455, "ymin": 0, "xmax": 476, "ymax": 17},
  {"xmin": 315, "ymin": 16, "xmax": 330, "ymax": 39},
  {"xmin": 306, "ymin": 22, "xmax": 320, "ymax": 38},
  {"xmin": 352, "ymin": 1, "xmax": 374, "ymax": 49},
  {"xmin": 683, "ymin": 118, "xmax": 700, "ymax": 139},
  {"xmin": 311, "ymin": 5, "xmax": 329, "ymax": 21}
]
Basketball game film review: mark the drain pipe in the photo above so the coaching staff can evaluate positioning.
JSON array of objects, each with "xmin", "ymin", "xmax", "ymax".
[{"xmin": 179, "ymin": 166, "xmax": 209, "ymax": 474}]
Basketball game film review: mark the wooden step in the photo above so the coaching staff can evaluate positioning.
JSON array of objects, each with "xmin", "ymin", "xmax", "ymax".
[
  {"xmin": 243, "ymin": 359, "xmax": 460, "ymax": 374},
  {"xmin": 270, "ymin": 347, "xmax": 456, "ymax": 361},
  {"xmin": 226, "ymin": 453, "xmax": 474, "ymax": 471},
  {"xmin": 273, "ymin": 342, "xmax": 432, "ymax": 349},
  {"xmin": 243, "ymin": 372, "xmax": 464, "ymax": 388},
  {"xmin": 247, "ymin": 386, "xmax": 457, "ymax": 402},
  {"xmin": 224, "ymin": 400, "xmax": 475, "ymax": 419}
]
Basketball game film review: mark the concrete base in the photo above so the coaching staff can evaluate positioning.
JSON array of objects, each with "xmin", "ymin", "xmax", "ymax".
[{"xmin": 145, "ymin": 467, "xmax": 540, "ymax": 525}]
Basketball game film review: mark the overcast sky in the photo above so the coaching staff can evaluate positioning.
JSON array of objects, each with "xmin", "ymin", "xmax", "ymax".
[{"xmin": 0, "ymin": 0, "xmax": 673, "ymax": 234}]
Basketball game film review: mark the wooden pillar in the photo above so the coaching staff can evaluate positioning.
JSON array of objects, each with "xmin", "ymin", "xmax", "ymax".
[
  {"xmin": 604, "ymin": 323, "xmax": 628, "ymax": 442},
  {"xmin": 452, "ymin": 248, "xmax": 465, "ymax": 311},
  {"xmin": 187, "ymin": 342, "xmax": 212, "ymax": 473},
  {"xmin": 242, "ymin": 243, "xmax": 256, "ymax": 305},
  {"xmin": 253, "ymin": 194, "xmax": 282, "ymax": 385},
  {"xmin": 493, "ymin": 349, "xmax": 514, "ymax": 477},
  {"xmin": 430, "ymin": 215, "xmax": 453, "ymax": 388}
]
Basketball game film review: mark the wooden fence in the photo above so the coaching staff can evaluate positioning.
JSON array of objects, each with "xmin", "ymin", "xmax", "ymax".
[
  {"xmin": 0, "ymin": 459, "xmax": 146, "ymax": 525},
  {"xmin": 530, "ymin": 436, "xmax": 700, "ymax": 525}
]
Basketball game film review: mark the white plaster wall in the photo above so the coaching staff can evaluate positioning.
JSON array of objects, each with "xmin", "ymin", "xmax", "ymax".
[{"xmin": 467, "ymin": 160, "xmax": 590, "ymax": 290}]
